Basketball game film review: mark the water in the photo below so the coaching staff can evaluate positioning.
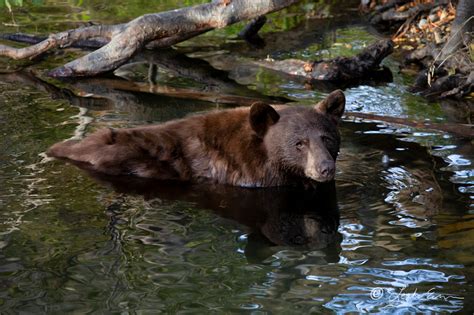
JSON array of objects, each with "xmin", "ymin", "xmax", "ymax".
[{"xmin": 0, "ymin": 0, "xmax": 473, "ymax": 313}]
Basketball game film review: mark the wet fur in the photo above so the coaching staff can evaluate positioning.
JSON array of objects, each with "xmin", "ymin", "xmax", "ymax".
[{"xmin": 48, "ymin": 91, "xmax": 345, "ymax": 187}]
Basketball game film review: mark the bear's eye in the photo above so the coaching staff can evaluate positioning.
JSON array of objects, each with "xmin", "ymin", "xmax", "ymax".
[
  {"xmin": 322, "ymin": 136, "xmax": 335, "ymax": 146},
  {"xmin": 295, "ymin": 140, "xmax": 307, "ymax": 150}
]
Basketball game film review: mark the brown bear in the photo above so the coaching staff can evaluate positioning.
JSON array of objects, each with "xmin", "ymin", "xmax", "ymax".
[{"xmin": 47, "ymin": 90, "xmax": 345, "ymax": 187}]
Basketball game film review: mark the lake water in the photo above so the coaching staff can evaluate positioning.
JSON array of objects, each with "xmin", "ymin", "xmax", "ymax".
[{"xmin": 0, "ymin": 0, "xmax": 473, "ymax": 313}]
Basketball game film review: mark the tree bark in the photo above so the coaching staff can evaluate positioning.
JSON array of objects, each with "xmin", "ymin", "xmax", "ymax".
[
  {"xmin": 255, "ymin": 39, "xmax": 394, "ymax": 84},
  {"xmin": 0, "ymin": 0, "xmax": 299, "ymax": 77},
  {"xmin": 440, "ymin": 0, "xmax": 474, "ymax": 58}
]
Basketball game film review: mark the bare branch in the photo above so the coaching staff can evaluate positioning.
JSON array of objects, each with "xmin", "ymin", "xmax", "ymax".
[
  {"xmin": 48, "ymin": 0, "xmax": 299, "ymax": 77},
  {"xmin": 0, "ymin": 24, "xmax": 121, "ymax": 60},
  {"xmin": 0, "ymin": 0, "xmax": 299, "ymax": 77},
  {"xmin": 239, "ymin": 15, "xmax": 267, "ymax": 39}
]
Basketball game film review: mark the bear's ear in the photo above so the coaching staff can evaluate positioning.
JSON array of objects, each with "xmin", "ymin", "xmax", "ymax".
[
  {"xmin": 314, "ymin": 90, "xmax": 345, "ymax": 124},
  {"xmin": 249, "ymin": 102, "xmax": 280, "ymax": 138}
]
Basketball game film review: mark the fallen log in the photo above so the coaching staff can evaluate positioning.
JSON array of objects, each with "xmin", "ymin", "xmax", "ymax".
[
  {"xmin": 255, "ymin": 39, "xmax": 394, "ymax": 84},
  {"xmin": 0, "ymin": 33, "xmax": 107, "ymax": 49},
  {"xmin": 0, "ymin": 0, "xmax": 299, "ymax": 77}
]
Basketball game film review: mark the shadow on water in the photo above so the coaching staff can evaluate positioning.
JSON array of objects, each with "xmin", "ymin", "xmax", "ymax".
[{"xmin": 83, "ymin": 171, "xmax": 342, "ymax": 263}]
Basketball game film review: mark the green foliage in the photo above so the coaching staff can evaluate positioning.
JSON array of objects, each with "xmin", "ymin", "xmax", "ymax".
[{"xmin": 0, "ymin": 0, "xmax": 23, "ymax": 9}]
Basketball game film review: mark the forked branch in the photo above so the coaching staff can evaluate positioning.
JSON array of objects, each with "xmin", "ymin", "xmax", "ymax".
[{"xmin": 0, "ymin": 0, "xmax": 299, "ymax": 77}]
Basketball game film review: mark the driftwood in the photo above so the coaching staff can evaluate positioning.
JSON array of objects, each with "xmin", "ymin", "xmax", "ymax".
[
  {"xmin": 255, "ymin": 39, "xmax": 394, "ymax": 84},
  {"xmin": 440, "ymin": 0, "xmax": 473, "ymax": 58},
  {"xmin": 0, "ymin": 0, "xmax": 299, "ymax": 77},
  {"xmin": 2, "ymin": 11, "xmax": 364, "ymax": 62},
  {"xmin": 405, "ymin": 45, "xmax": 473, "ymax": 99}
]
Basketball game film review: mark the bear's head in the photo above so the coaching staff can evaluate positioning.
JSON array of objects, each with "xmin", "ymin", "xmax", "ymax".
[{"xmin": 250, "ymin": 90, "xmax": 345, "ymax": 183}]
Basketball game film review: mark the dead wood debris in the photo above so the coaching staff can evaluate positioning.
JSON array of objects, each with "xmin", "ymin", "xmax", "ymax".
[
  {"xmin": 363, "ymin": 0, "xmax": 473, "ymax": 99},
  {"xmin": 256, "ymin": 39, "xmax": 394, "ymax": 86},
  {"xmin": 0, "ymin": 0, "xmax": 299, "ymax": 77}
]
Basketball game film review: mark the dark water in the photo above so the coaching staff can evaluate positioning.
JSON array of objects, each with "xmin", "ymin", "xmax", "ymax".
[{"xmin": 0, "ymin": 1, "xmax": 473, "ymax": 313}]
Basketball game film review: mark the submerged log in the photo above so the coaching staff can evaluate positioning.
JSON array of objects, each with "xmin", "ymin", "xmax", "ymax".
[
  {"xmin": 345, "ymin": 112, "xmax": 474, "ymax": 139},
  {"xmin": 255, "ymin": 39, "xmax": 394, "ymax": 84}
]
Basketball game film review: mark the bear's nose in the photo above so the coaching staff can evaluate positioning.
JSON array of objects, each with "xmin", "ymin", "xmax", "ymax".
[{"xmin": 319, "ymin": 160, "xmax": 335, "ymax": 179}]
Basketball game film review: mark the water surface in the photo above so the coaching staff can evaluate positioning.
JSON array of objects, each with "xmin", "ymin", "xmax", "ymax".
[{"xmin": 0, "ymin": 0, "xmax": 473, "ymax": 313}]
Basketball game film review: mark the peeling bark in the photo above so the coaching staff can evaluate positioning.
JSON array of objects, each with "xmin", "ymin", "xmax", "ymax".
[{"xmin": 0, "ymin": 0, "xmax": 299, "ymax": 77}]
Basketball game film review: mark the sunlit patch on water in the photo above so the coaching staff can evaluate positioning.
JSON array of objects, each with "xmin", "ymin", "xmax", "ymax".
[{"xmin": 346, "ymin": 84, "xmax": 405, "ymax": 116}]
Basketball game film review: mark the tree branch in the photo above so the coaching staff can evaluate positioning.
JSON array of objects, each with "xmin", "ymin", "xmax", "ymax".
[
  {"xmin": 0, "ymin": 24, "xmax": 121, "ymax": 60},
  {"xmin": 0, "ymin": 0, "xmax": 299, "ymax": 77}
]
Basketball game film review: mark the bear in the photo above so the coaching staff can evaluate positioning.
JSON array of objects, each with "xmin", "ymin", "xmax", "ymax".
[{"xmin": 47, "ymin": 90, "xmax": 345, "ymax": 188}]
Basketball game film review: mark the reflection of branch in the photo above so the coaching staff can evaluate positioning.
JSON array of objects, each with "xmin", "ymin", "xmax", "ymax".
[
  {"xmin": 76, "ymin": 78, "xmax": 283, "ymax": 106},
  {"xmin": 120, "ymin": 49, "xmax": 289, "ymax": 102},
  {"xmin": 0, "ymin": 71, "xmax": 109, "ymax": 108},
  {"xmin": 0, "ymin": 71, "xmax": 100, "ymax": 142}
]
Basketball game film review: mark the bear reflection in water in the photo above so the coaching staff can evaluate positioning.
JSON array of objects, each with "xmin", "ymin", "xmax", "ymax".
[{"xmin": 88, "ymin": 171, "xmax": 341, "ymax": 258}]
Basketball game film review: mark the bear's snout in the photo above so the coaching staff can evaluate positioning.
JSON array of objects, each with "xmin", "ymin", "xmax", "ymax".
[
  {"xmin": 304, "ymin": 149, "xmax": 336, "ymax": 182},
  {"xmin": 318, "ymin": 160, "xmax": 335, "ymax": 181}
]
